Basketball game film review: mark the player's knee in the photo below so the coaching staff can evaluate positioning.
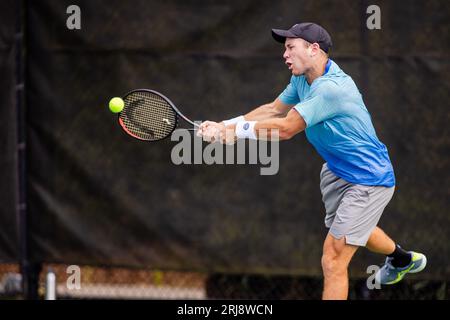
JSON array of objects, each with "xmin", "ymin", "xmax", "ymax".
[
  {"xmin": 321, "ymin": 252, "xmax": 347, "ymax": 277},
  {"xmin": 321, "ymin": 253, "xmax": 335, "ymax": 276}
]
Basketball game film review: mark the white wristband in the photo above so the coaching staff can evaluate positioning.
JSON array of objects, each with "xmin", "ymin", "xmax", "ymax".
[
  {"xmin": 235, "ymin": 121, "xmax": 257, "ymax": 140},
  {"xmin": 222, "ymin": 115, "xmax": 245, "ymax": 127}
]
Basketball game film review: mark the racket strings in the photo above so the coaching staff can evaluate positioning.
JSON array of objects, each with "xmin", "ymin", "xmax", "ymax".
[{"xmin": 120, "ymin": 91, "xmax": 177, "ymax": 141}]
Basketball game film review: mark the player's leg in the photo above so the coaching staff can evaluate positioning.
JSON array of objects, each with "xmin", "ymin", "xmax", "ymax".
[
  {"xmin": 319, "ymin": 163, "xmax": 367, "ymax": 299},
  {"xmin": 321, "ymin": 233, "xmax": 358, "ymax": 300},
  {"xmin": 365, "ymin": 226, "xmax": 396, "ymax": 254}
]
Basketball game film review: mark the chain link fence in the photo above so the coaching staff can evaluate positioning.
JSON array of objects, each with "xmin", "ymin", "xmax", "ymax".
[{"xmin": 1, "ymin": 263, "xmax": 448, "ymax": 300}]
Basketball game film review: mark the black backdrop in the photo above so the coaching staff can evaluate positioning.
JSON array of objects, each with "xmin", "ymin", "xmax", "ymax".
[
  {"xmin": 0, "ymin": 0, "xmax": 19, "ymax": 263},
  {"xmin": 0, "ymin": 0, "xmax": 449, "ymax": 279}
]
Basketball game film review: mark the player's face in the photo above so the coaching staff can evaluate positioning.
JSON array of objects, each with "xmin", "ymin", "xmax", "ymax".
[{"xmin": 283, "ymin": 38, "xmax": 312, "ymax": 76}]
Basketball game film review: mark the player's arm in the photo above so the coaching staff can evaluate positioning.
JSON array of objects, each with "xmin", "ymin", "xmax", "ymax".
[
  {"xmin": 199, "ymin": 77, "xmax": 299, "ymax": 139},
  {"xmin": 222, "ymin": 108, "xmax": 305, "ymax": 143},
  {"xmin": 233, "ymin": 98, "xmax": 293, "ymax": 122},
  {"xmin": 198, "ymin": 98, "xmax": 293, "ymax": 142},
  {"xmin": 219, "ymin": 108, "xmax": 306, "ymax": 143},
  {"xmin": 234, "ymin": 81, "xmax": 340, "ymax": 142},
  {"xmin": 254, "ymin": 108, "xmax": 306, "ymax": 140}
]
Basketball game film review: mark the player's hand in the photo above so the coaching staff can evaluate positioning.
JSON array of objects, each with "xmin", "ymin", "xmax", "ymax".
[
  {"xmin": 219, "ymin": 124, "xmax": 237, "ymax": 145},
  {"xmin": 197, "ymin": 121, "xmax": 223, "ymax": 143}
]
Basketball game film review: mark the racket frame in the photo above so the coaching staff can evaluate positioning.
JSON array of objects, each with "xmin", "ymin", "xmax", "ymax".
[{"xmin": 118, "ymin": 89, "xmax": 198, "ymax": 141}]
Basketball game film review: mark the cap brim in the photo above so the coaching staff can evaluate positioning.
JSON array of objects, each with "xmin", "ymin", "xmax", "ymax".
[{"xmin": 271, "ymin": 29, "xmax": 297, "ymax": 43}]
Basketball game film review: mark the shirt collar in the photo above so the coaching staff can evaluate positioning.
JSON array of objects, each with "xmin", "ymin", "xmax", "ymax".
[{"xmin": 323, "ymin": 59, "xmax": 332, "ymax": 75}]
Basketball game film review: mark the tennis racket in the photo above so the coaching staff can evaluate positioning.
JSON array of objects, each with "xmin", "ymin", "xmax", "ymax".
[{"xmin": 118, "ymin": 89, "xmax": 199, "ymax": 141}]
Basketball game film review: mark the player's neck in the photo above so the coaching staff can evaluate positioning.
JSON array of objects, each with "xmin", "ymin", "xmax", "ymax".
[{"xmin": 305, "ymin": 57, "xmax": 328, "ymax": 85}]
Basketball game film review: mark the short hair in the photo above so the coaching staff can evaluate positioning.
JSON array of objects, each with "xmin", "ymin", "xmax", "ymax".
[{"xmin": 303, "ymin": 40, "xmax": 330, "ymax": 57}]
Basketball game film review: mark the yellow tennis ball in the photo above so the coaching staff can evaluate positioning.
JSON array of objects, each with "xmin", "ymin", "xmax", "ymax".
[{"xmin": 109, "ymin": 97, "xmax": 124, "ymax": 113}]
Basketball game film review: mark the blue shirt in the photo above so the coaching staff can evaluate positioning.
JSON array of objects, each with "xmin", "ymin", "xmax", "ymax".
[{"xmin": 279, "ymin": 60, "xmax": 395, "ymax": 187}]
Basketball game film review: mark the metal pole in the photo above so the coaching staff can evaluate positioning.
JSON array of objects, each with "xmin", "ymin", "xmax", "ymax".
[
  {"xmin": 45, "ymin": 269, "xmax": 56, "ymax": 300},
  {"xmin": 15, "ymin": 0, "xmax": 41, "ymax": 300}
]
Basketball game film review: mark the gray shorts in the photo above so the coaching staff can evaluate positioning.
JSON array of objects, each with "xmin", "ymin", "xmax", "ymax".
[{"xmin": 320, "ymin": 163, "xmax": 395, "ymax": 246}]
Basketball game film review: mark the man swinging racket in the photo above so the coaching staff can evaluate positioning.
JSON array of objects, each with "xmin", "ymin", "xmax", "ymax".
[{"xmin": 197, "ymin": 22, "xmax": 426, "ymax": 300}]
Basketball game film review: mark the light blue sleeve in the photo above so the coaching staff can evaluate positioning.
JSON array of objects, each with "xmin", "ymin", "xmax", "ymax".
[
  {"xmin": 278, "ymin": 76, "xmax": 300, "ymax": 105},
  {"xmin": 294, "ymin": 81, "xmax": 341, "ymax": 127}
]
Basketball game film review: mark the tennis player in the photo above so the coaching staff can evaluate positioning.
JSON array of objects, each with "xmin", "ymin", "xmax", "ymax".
[{"xmin": 197, "ymin": 22, "xmax": 427, "ymax": 300}]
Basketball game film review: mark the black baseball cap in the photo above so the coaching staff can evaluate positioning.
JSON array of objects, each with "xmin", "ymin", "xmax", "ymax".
[{"xmin": 271, "ymin": 22, "xmax": 332, "ymax": 53}]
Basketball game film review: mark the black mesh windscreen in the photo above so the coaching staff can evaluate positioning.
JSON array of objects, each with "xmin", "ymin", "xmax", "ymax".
[
  {"xmin": 0, "ymin": 0, "xmax": 19, "ymax": 263},
  {"xmin": 0, "ymin": 0, "xmax": 446, "ymax": 279}
]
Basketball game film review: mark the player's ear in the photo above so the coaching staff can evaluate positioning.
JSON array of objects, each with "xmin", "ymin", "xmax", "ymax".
[{"xmin": 310, "ymin": 43, "xmax": 319, "ymax": 56}]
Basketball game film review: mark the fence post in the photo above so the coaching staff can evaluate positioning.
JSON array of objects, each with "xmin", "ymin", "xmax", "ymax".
[{"xmin": 15, "ymin": 0, "xmax": 40, "ymax": 300}]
